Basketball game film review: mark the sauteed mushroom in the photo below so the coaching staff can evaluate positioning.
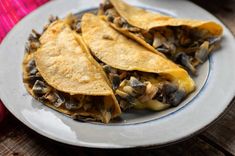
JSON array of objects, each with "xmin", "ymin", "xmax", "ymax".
[
  {"xmin": 103, "ymin": 0, "xmax": 113, "ymax": 11},
  {"xmin": 27, "ymin": 60, "xmax": 38, "ymax": 75},
  {"xmin": 167, "ymin": 89, "xmax": 186, "ymax": 107},
  {"xmin": 195, "ymin": 41, "xmax": 209, "ymax": 63},
  {"xmin": 175, "ymin": 52, "xmax": 196, "ymax": 74},
  {"xmin": 110, "ymin": 74, "xmax": 121, "ymax": 90},
  {"xmin": 27, "ymin": 74, "xmax": 42, "ymax": 86},
  {"xmin": 44, "ymin": 91, "xmax": 65, "ymax": 107},
  {"xmin": 65, "ymin": 97, "xmax": 82, "ymax": 110},
  {"xmin": 32, "ymin": 80, "xmax": 51, "ymax": 95},
  {"xmin": 129, "ymin": 76, "xmax": 146, "ymax": 95}
]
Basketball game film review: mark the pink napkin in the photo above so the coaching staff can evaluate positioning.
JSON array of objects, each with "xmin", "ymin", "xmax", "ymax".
[{"xmin": 0, "ymin": 0, "xmax": 49, "ymax": 122}]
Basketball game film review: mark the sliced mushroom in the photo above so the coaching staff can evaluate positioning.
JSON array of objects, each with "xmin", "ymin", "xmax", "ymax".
[
  {"xmin": 32, "ymin": 29, "xmax": 41, "ymax": 39},
  {"xmin": 116, "ymin": 89, "xmax": 129, "ymax": 98},
  {"xmin": 177, "ymin": 46, "xmax": 198, "ymax": 55},
  {"xmin": 127, "ymin": 26, "xmax": 141, "ymax": 33},
  {"xmin": 119, "ymin": 79, "xmax": 128, "ymax": 88},
  {"xmin": 107, "ymin": 14, "xmax": 114, "ymax": 22},
  {"xmin": 152, "ymin": 32, "xmax": 166, "ymax": 48},
  {"xmin": 129, "ymin": 77, "xmax": 146, "ymax": 95},
  {"xmin": 105, "ymin": 9, "xmax": 118, "ymax": 22},
  {"xmin": 179, "ymin": 34, "xmax": 191, "ymax": 46},
  {"xmin": 44, "ymin": 92, "xmax": 65, "ymax": 107},
  {"xmin": 103, "ymin": 0, "xmax": 113, "ymax": 11},
  {"xmin": 103, "ymin": 65, "xmax": 117, "ymax": 74},
  {"xmin": 76, "ymin": 23, "xmax": 82, "ymax": 33},
  {"xmin": 144, "ymin": 37, "xmax": 153, "ymax": 45},
  {"xmin": 135, "ymin": 99, "xmax": 170, "ymax": 111},
  {"xmin": 116, "ymin": 89, "xmax": 135, "ymax": 104},
  {"xmin": 142, "ymin": 30, "xmax": 153, "ymax": 45},
  {"xmin": 113, "ymin": 17, "xmax": 127, "ymax": 27},
  {"xmin": 28, "ymin": 34, "xmax": 38, "ymax": 42},
  {"xmin": 155, "ymin": 87, "xmax": 164, "ymax": 103},
  {"xmin": 119, "ymin": 100, "xmax": 129, "ymax": 110},
  {"xmin": 195, "ymin": 41, "xmax": 209, "ymax": 63},
  {"xmin": 154, "ymin": 82, "xmax": 186, "ymax": 107},
  {"xmin": 109, "ymin": 73, "xmax": 120, "ymax": 90},
  {"xmin": 103, "ymin": 65, "xmax": 112, "ymax": 74},
  {"xmin": 71, "ymin": 20, "xmax": 81, "ymax": 33},
  {"xmin": 208, "ymin": 37, "xmax": 221, "ymax": 45},
  {"xmin": 65, "ymin": 102, "xmax": 82, "ymax": 110},
  {"xmin": 26, "ymin": 75, "xmax": 42, "ymax": 86},
  {"xmin": 138, "ymin": 81, "xmax": 157, "ymax": 102},
  {"xmin": 162, "ymin": 82, "xmax": 178, "ymax": 95},
  {"xmin": 54, "ymin": 93, "xmax": 65, "ymax": 107},
  {"xmin": 166, "ymin": 89, "xmax": 186, "ymax": 107},
  {"xmin": 48, "ymin": 15, "xmax": 59, "ymax": 23},
  {"xmin": 118, "ymin": 98, "xmax": 139, "ymax": 110},
  {"xmin": 163, "ymin": 42, "xmax": 176, "ymax": 55},
  {"xmin": 123, "ymin": 86, "xmax": 138, "ymax": 97},
  {"xmin": 27, "ymin": 60, "xmax": 38, "ymax": 76},
  {"xmin": 27, "ymin": 31, "xmax": 41, "ymax": 52},
  {"xmin": 157, "ymin": 46, "xmax": 170, "ymax": 54},
  {"xmin": 175, "ymin": 52, "xmax": 196, "ymax": 74},
  {"xmin": 156, "ymin": 41, "xmax": 176, "ymax": 55},
  {"xmin": 32, "ymin": 80, "xmax": 51, "ymax": 95}
]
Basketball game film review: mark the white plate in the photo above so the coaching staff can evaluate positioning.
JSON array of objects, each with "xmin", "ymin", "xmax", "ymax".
[{"xmin": 0, "ymin": 0, "xmax": 235, "ymax": 148}]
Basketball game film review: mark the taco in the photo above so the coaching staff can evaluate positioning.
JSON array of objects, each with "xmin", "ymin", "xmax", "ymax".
[
  {"xmin": 99, "ymin": 0, "xmax": 223, "ymax": 74},
  {"xmin": 81, "ymin": 13, "xmax": 195, "ymax": 111},
  {"xmin": 22, "ymin": 16, "xmax": 121, "ymax": 123}
]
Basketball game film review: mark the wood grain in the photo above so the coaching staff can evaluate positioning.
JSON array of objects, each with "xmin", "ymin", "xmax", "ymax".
[
  {"xmin": 192, "ymin": 0, "xmax": 235, "ymax": 155},
  {"xmin": 0, "ymin": 116, "xmax": 225, "ymax": 156},
  {"xmin": 201, "ymin": 99, "xmax": 235, "ymax": 155}
]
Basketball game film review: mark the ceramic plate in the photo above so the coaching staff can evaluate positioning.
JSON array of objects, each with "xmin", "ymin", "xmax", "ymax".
[{"xmin": 0, "ymin": 0, "xmax": 235, "ymax": 148}]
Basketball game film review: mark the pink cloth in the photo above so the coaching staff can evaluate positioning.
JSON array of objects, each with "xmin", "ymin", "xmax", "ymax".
[
  {"xmin": 0, "ymin": 0, "xmax": 49, "ymax": 122},
  {"xmin": 0, "ymin": 0, "xmax": 49, "ymax": 43}
]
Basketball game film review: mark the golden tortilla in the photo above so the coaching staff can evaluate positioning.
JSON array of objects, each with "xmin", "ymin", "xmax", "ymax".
[
  {"xmin": 109, "ymin": 0, "xmax": 223, "ymax": 36},
  {"xmin": 35, "ymin": 20, "xmax": 113, "ymax": 95},
  {"xmin": 23, "ymin": 18, "xmax": 121, "ymax": 123},
  {"xmin": 81, "ymin": 13, "xmax": 195, "ymax": 93}
]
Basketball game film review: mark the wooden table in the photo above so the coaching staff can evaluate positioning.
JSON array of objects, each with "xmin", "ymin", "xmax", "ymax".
[{"xmin": 1, "ymin": 1, "xmax": 235, "ymax": 155}]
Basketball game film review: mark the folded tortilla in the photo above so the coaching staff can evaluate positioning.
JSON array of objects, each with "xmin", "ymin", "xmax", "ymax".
[
  {"xmin": 81, "ymin": 13, "xmax": 195, "ymax": 111},
  {"xmin": 99, "ymin": 0, "xmax": 223, "ymax": 74},
  {"xmin": 103, "ymin": 0, "xmax": 222, "ymax": 34},
  {"xmin": 23, "ymin": 18, "xmax": 121, "ymax": 123}
]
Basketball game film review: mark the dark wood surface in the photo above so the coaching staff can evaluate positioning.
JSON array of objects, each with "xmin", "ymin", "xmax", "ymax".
[{"xmin": 1, "ymin": 0, "xmax": 235, "ymax": 155}]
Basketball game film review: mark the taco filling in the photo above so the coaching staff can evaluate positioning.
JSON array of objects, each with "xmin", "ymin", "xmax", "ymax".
[
  {"xmin": 81, "ymin": 13, "xmax": 195, "ymax": 111},
  {"xmin": 101, "ymin": 63, "xmax": 186, "ymax": 110},
  {"xmin": 99, "ymin": 0, "xmax": 223, "ymax": 74}
]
